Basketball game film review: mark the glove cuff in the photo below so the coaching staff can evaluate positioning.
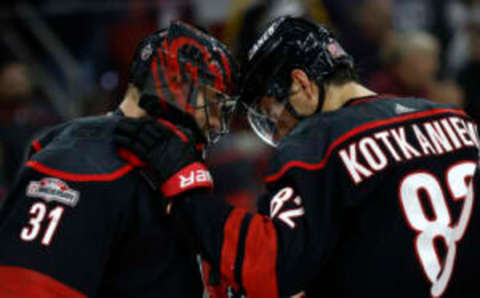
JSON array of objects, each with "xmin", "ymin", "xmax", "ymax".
[{"xmin": 161, "ymin": 162, "xmax": 213, "ymax": 197}]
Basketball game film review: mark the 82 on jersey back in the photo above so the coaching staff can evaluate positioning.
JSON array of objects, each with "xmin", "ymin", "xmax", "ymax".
[{"xmin": 332, "ymin": 101, "xmax": 479, "ymax": 297}]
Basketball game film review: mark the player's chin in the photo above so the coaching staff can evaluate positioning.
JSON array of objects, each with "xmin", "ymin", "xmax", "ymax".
[{"xmin": 276, "ymin": 126, "xmax": 292, "ymax": 140}]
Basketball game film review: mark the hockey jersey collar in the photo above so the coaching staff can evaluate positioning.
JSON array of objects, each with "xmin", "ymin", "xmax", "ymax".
[{"xmin": 342, "ymin": 94, "xmax": 395, "ymax": 107}]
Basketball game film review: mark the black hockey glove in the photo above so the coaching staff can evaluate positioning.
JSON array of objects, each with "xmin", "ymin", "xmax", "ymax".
[{"xmin": 114, "ymin": 117, "xmax": 213, "ymax": 198}]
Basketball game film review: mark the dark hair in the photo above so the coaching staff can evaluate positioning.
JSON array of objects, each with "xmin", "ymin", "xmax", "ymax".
[{"xmin": 323, "ymin": 64, "xmax": 359, "ymax": 86}]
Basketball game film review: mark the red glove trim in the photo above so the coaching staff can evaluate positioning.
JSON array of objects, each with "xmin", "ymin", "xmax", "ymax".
[
  {"xmin": 157, "ymin": 118, "xmax": 188, "ymax": 142},
  {"xmin": 117, "ymin": 148, "xmax": 147, "ymax": 167},
  {"xmin": 0, "ymin": 266, "xmax": 86, "ymax": 298},
  {"xmin": 161, "ymin": 162, "xmax": 213, "ymax": 197}
]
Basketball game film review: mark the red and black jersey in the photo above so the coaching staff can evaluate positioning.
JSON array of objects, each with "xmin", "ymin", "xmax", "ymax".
[
  {"xmin": 0, "ymin": 115, "xmax": 204, "ymax": 297},
  {"xmin": 176, "ymin": 95, "xmax": 480, "ymax": 297}
]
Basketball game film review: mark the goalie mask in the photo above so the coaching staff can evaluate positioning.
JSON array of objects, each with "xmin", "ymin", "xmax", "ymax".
[{"xmin": 128, "ymin": 21, "xmax": 239, "ymax": 143}]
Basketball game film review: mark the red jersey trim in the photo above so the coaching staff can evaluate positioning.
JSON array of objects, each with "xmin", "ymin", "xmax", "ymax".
[
  {"xmin": 26, "ymin": 160, "xmax": 134, "ymax": 182},
  {"xmin": 342, "ymin": 94, "xmax": 396, "ymax": 107},
  {"xmin": 0, "ymin": 266, "xmax": 86, "ymax": 298},
  {"xmin": 242, "ymin": 215, "xmax": 279, "ymax": 298},
  {"xmin": 220, "ymin": 208, "xmax": 248, "ymax": 292},
  {"xmin": 265, "ymin": 108, "xmax": 467, "ymax": 183}
]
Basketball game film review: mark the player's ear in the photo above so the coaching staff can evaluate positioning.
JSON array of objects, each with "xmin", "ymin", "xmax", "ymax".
[
  {"xmin": 289, "ymin": 69, "xmax": 318, "ymax": 116},
  {"xmin": 291, "ymin": 69, "xmax": 315, "ymax": 97}
]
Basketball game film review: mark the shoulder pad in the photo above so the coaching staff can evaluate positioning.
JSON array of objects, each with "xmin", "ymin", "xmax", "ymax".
[
  {"xmin": 265, "ymin": 116, "xmax": 332, "ymax": 183},
  {"xmin": 27, "ymin": 115, "xmax": 134, "ymax": 182}
]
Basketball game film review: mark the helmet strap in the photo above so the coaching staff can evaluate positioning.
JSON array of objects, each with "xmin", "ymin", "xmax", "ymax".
[
  {"xmin": 284, "ymin": 100, "xmax": 306, "ymax": 120},
  {"xmin": 283, "ymin": 82, "xmax": 325, "ymax": 120},
  {"xmin": 315, "ymin": 84, "xmax": 326, "ymax": 114}
]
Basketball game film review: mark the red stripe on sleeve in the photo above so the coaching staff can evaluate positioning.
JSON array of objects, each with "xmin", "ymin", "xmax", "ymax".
[
  {"xmin": 0, "ymin": 266, "xmax": 86, "ymax": 298},
  {"xmin": 242, "ymin": 215, "xmax": 279, "ymax": 298},
  {"xmin": 220, "ymin": 208, "xmax": 248, "ymax": 292}
]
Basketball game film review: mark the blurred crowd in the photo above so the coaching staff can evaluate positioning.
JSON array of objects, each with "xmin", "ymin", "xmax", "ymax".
[{"xmin": 1, "ymin": 0, "xmax": 480, "ymax": 209}]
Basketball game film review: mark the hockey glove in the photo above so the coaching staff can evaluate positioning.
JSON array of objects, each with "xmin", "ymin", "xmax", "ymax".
[{"xmin": 114, "ymin": 117, "xmax": 213, "ymax": 198}]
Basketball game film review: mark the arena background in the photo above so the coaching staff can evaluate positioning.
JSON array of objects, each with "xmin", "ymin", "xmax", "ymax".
[{"xmin": 1, "ymin": 0, "xmax": 479, "ymax": 210}]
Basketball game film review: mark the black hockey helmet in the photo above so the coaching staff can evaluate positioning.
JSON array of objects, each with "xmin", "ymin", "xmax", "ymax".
[
  {"xmin": 239, "ymin": 16, "xmax": 354, "ymax": 146},
  {"xmin": 128, "ymin": 20, "xmax": 239, "ymax": 143}
]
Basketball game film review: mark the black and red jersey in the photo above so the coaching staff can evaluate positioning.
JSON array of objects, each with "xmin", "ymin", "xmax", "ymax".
[
  {"xmin": 176, "ymin": 95, "xmax": 480, "ymax": 297},
  {"xmin": 0, "ymin": 115, "xmax": 204, "ymax": 297}
]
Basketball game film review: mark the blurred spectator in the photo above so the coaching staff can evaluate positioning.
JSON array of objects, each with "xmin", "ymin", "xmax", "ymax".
[
  {"xmin": 445, "ymin": 0, "xmax": 474, "ymax": 74},
  {"xmin": 340, "ymin": 0, "xmax": 393, "ymax": 80},
  {"xmin": 428, "ymin": 80, "xmax": 465, "ymax": 107},
  {"xmin": 369, "ymin": 31, "xmax": 465, "ymax": 106},
  {"xmin": 457, "ymin": 4, "xmax": 480, "ymax": 123},
  {"xmin": 392, "ymin": 0, "xmax": 436, "ymax": 32},
  {"xmin": 0, "ymin": 61, "xmax": 60, "ymax": 204},
  {"xmin": 369, "ymin": 31, "xmax": 439, "ymax": 98},
  {"xmin": 392, "ymin": 0, "xmax": 457, "ymax": 75}
]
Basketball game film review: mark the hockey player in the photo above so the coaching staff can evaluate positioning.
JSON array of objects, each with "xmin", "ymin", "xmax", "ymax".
[
  {"xmin": 0, "ymin": 21, "xmax": 237, "ymax": 297},
  {"xmin": 115, "ymin": 17, "xmax": 480, "ymax": 297}
]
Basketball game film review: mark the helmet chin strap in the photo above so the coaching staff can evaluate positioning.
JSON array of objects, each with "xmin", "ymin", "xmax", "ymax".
[
  {"xmin": 283, "ymin": 100, "xmax": 306, "ymax": 120},
  {"xmin": 283, "ymin": 84, "xmax": 325, "ymax": 120}
]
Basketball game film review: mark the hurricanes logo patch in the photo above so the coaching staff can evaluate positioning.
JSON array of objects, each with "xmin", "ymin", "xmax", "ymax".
[
  {"xmin": 26, "ymin": 178, "xmax": 80, "ymax": 207},
  {"xmin": 327, "ymin": 41, "xmax": 347, "ymax": 59}
]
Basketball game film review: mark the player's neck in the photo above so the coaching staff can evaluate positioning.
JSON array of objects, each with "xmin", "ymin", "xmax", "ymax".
[
  {"xmin": 322, "ymin": 82, "xmax": 377, "ymax": 112},
  {"xmin": 119, "ymin": 86, "xmax": 147, "ymax": 118}
]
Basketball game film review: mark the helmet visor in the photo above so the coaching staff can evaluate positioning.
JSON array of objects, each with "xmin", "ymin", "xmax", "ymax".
[{"xmin": 245, "ymin": 96, "xmax": 292, "ymax": 147}]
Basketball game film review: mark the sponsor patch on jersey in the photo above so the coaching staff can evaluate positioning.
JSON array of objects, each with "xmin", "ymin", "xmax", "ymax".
[{"xmin": 26, "ymin": 178, "xmax": 79, "ymax": 207}]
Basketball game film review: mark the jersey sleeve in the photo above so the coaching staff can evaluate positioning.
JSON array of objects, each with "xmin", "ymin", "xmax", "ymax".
[
  {"xmin": 0, "ymin": 164, "xmax": 134, "ymax": 297},
  {"xmin": 174, "ymin": 152, "xmax": 341, "ymax": 297}
]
